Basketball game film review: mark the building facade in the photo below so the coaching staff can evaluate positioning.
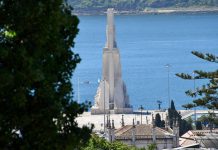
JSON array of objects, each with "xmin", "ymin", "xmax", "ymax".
[{"xmin": 106, "ymin": 115, "xmax": 180, "ymax": 149}]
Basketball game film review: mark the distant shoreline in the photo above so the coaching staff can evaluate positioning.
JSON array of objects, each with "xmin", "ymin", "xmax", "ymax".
[{"xmin": 73, "ymin": 7, "xmax": 218, "ymax": 15}]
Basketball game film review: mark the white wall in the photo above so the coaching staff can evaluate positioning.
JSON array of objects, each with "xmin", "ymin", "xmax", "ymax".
[{"xmin": 117, "ymin": 138, "xmax": 174, "ymax": 150}]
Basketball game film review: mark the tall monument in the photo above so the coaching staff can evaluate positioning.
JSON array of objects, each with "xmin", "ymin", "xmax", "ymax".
[{"xmin": 91, "ymin": 8, "xmax": 132, "ymax": 114}]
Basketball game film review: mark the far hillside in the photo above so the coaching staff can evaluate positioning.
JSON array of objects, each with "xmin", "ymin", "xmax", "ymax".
[{"xmin": 69, "ymin": 0, "xmax": 218, "ymax": 12}]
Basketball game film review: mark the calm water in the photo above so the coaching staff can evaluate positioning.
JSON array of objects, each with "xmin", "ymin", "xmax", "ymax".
[{"xmin": 71, "ymin": 13, "xmax": 218, "ymax": 110}]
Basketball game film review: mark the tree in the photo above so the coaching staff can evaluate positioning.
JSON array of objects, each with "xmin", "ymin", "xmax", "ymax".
[
  {"xmin": 186, "ymin": 116, "xmax": 193, "ymax": 126},
  {"xmin": 198, "ymin": 112, "xmax": 218, "ymax": 130},
  {"xmin": 176, "ymin": 51, "xmax": 218, "ymax": 131},
  {"xmin": 176, "ymin": 51, "xmax": 218, "ymax": 110},
  {"xmin": 146, "ymin": 143, "xmax": 157, "ymax": 150},
  {"xmin": 155, "ymin": 113, "xmax": 165, "ymax": 127},
  {"xmin": 0, "ymin": 0, "xmax": 92, "ymax": 149},
  {"xmin": 161, "ymin": 120, "xmax": 165, "ymax": 127},
  {"xmin": 176, "ymin": 51, "xmax": 218, "ymax": 130},
  {"xmin": 155, "ymin": 113, "xmax": 162, "ymax": 127},
  {"xmin": 168, "ymin": 100, "xmax": 178, "ymax": 128},
  {"xmin": 196, "ymin": 121, "xmax": 203, "ymax": 130},
  {"xmin": 171, "ymin": 100, "xmax": 176, "ymax": 110},
  {"xmin": 197, "ymin": 114, "xmax": 218, "ymax": 127},
  {"xmin": 168, "ymin": 100, "xmax": 192, "ymax": 135},
  {"xmin": 83, "ymin": 134, "xmax": 146, "ymax": 150}
]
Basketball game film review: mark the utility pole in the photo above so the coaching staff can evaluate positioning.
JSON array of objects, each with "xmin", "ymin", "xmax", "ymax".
[{"xmin": 165, "ymin": 64, "xmax": 171, "ymax": 108}]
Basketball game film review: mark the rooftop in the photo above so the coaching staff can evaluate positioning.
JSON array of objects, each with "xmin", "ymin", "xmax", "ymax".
[
  {"xmin": 115, "ymin": 124, "xmax": 174, "ymax": 140},
  {"xmin": 180, "ymin": 130, "xmax": 218, "ymax": 149}
]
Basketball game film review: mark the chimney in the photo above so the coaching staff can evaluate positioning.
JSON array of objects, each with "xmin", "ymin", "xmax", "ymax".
[
  {"xmin": 121, "ymin": 114, "xmax": 125, "ymax": 127},
  {"xmin": 106, "ymin": 115, "xmax": 109, "ymax": 128},
  {"xmin": 165, "ymin": 114, "xmax": 169, "ymax": 129},
  {"xmin": 152, "ymin": 114, "xmax": 156, "ymax": 143},
  {"xmin": 173, "ymin": 117, "xmax": 180, "ymax": 147},
  {"xmin": 110, "ymin": 119, "xmax": 115, "ymax": 142},
  {"xmin": 132, "ymin": 118, "xmax": 136, "ymax": 145},
  {"xmin": 146, "ymin": 116, "xmax": 148, "ymax": 125}
]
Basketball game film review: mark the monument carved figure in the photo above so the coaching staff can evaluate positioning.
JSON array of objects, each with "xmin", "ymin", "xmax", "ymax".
[{"xmin": 91, "ymin": 8, "xmax": 133, "ymax": 114}]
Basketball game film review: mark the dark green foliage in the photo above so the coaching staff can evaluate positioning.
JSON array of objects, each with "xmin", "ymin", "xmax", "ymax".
[
  {"xmin": 180, "ymin": 119, "xmax": 193, "ymax": 134},
  {"xmin": 68, "ymin": 0, "xmax": 218, "ymax": 11},
  {"xmin": 182, "ymin": 103, "xmax": 195, "ymax": 110},
  {"xmin": 146, "ymin": 143, "xmax": 157, "ymax": 150},
  {"xmin": 196, "ymin": 121, "xmax": 202, "ymax": 130},
  {"xmin": 161, "ymin": 120, "xmax": 165, "ymax": 127},
  {"xmin": 186, "ymin": 116, "xmax": 193, "ymax": 125},
  {"xmin": 171, "ymin": 100, "xmax": 176, "ymax": 110},
  {"xmin": 83, "ymin": 134, "xmax": 147, "ymax": 150},
  {"xmin": 176, "ymin": 51, "xmax": 218, "ymax": 110},
  {"xmin": 155, "ymin": 113, "xmax": 165, "ymax": 127},
  {"xmin": 0, "ymin": 0, "xmax": 92, "ymax": 149},
  {"xmin": 155, "ymin": 113, "xmax": 162, "ymax": 127},
  {"xmin": 168, "ymin": 100, "xmax": 192, "ymax": 136},
  {"xmin": 198, "ymin": 114, "xmax": 218, "ymax": 126},
  {"xmin": 198, "ymin": 113, "xmax": 218, "ymax": 129}
]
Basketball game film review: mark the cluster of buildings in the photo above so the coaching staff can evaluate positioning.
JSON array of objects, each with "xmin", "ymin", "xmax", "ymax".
[
  {"xmin": 104, "ymin": 114, "xmax": 180, "ymax": 149},
  {"xmin": 81, "ymin": 8, "xmax": 218, "ymax": 149},
  {"xmin": 101, "ymin": 113, "xmax": 218, "ymax": 149}
]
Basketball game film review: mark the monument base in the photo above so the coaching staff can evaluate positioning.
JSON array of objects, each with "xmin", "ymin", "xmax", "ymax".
[{"xmin": 91, "ymin": 107, "xmax": 133, "ymax": 115}]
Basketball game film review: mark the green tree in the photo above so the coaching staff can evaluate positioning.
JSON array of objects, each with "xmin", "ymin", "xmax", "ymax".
[
  {"xmin": 168, "ymin": 100, "xmax": 177, "ymax": 128},
  {"xmin": 186, "ymin": 116, "xmax": 193, "ymax": 125},
  {"xmin": 155, "ymin": 113, "xmax": 161, "ymax": 127},
  {"xmin": 161, "ymin": 120, "xmax": 165, "ymax": 127},
  {"xmin": 168, "ymin": 100, "xmax": 192, "ymax": 135},
  {"xmin": 146, "ymin": 143, "xmax": 157, "ymax": 150},
  {"xmin": 155, "ymin": 113, "xmax": 165, "ymax": 127},
  {"xmin": 176, "ymin": 51, "xmax": 218, "ymax": 131},
  {"xmin": 176, "ymin": 51, "xmax": 218, "ymax": 110},
  {"xmin": 198, "ymin": 114, "xmax": 218, "ymax": 128},
  {"xmin": 171, "ymin": 100, "xmax": 176, "ymax": 110},
  {"xmin": 196, "ymin": 121, "xmax": 203, "ymax": 130},
  {"xmin": 0, "ymin": 0, "xmax": 92, "ymax": 149},
  {"xmin": 83, "ymin": 134, "xmax": 146, "ymax": 150}
]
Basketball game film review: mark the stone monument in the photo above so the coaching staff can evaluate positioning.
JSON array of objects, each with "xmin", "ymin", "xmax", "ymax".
[{"xmin": 91, "ymin": 8, "xmax": 133, "ymax": 114}]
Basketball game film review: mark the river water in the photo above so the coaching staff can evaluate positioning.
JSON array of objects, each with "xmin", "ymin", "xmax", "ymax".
[{"xmin": 72, "ymin": 13, "xmax": 218, "ymax": 110}]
